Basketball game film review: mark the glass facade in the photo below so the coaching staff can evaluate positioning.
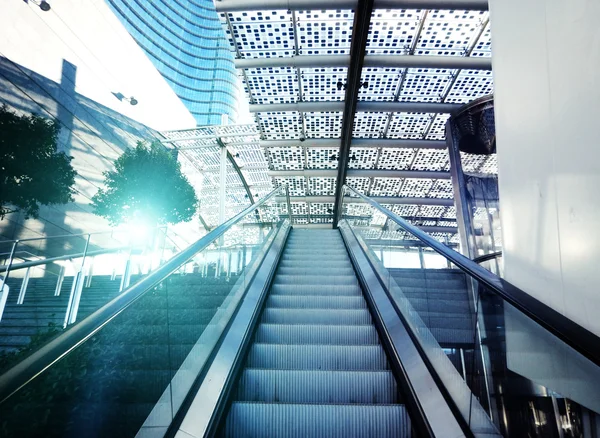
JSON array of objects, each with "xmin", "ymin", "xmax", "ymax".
[{"xmin": 107, "ymin": 0, "xmax": 238, "ymax": 125}]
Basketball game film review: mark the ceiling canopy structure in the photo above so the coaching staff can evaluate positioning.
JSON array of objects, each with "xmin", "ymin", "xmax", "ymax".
[{"xmin": 163, "ymin": 0, "xmax": 497, "ymax": 245}]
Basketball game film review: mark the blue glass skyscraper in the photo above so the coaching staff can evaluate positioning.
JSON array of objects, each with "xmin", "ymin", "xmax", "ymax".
[{"xmin": 107, "ymin": 0, "xmax": 238, "ymax": 125}]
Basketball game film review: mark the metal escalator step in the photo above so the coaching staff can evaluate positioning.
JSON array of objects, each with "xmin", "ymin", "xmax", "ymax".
[
  {"xmin": 270, "ymin": 284, "xmax": 362, "ymax": 296},
  {"xmin": 236, "ymin": 369, "xmax": 398, "ymax": 404},
  {"xmin": 246, "ymin": 344, "xmax": 389, "ymax": 370},
  {"xmin": 254, "ymin": 324, "xmax": 379, "ymax": 345},
  {"xmin": 274, "ymin": 275, "xmax": 358, "ymax": 285},
  {"xmin": 280, "ymin": 255, "xmax": 351, "ymax": 263},
  {"xmin": 266, "ymin": 295, "xmax": 366, "ymax": 309},
  {"xmin": 278, "ymin": 260, "xmax": 352, "ymax": 268},
  {"xmin": 223, "ymin": 402, "xmax": 410, "ymax": 438},
  {"xmin": 262, "ymin": 308, "xmax": 371, "ymax": 325},
  {"xmin": 276, "ymin": 266, "xmax": 355, "ymax": 276}
]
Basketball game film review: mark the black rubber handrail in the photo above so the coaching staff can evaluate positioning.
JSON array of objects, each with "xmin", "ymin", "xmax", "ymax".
[
  {"xmin": 344, "ymin": 184, "xmax": 600, "ymax": 367},
  {"xmin": 0, "ymin": 186, "xmax": 287, "ymax": 404},
  {"xmin": 473, "ymin": 251, "xmax": 502, "ymax": 264}
]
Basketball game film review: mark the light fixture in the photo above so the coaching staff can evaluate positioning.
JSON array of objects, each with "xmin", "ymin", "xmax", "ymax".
[
  {"xmin": 39, "ymin": 0, "xmax": 51, "ymax": 11},
  {"xmin": 128, "ymin": 97, "xmax": 138, "ymax": 106}
]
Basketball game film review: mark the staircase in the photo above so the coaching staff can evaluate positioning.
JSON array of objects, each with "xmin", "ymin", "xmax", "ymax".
[
  {"xmin": 221, "ymin": 229, "xmax": 411, "ymax": 437},
  {"xmin": 0, "ymin": 274, "xmax": 239, "ymax": 438},
  {"xmin": 0, "ymin": 275, "xmax": 129, "ymax": 355}
]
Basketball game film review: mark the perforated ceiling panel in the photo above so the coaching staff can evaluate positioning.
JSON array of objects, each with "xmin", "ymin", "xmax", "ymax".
[
  {"xmin": 415, "ymin": 10, "xmax": 488, "ymax": 56},
  {"xmin": 296, "ymin": 10, "xmax": 354, "ymax": 55},
  {"xmin": 207, "ymin": 4, "xmax": 495, "ymax": 229},
  {"xmin": 304, "ymin": 111, "xmax": 343, "ymax": 138},
  {"xmin": 302, "ymin": 68, "xmax": 347, "ymax": 102},
  {"xmin": 258, "ymin": 112, "xmax": 301, "ymax": 140},
  {"xmin": 387, "ymin": 113, "xmax": 432, "ymax": 139},
  {"xmin": 367, "ymin": 9, "xmax": 421, "ymax": 55}
]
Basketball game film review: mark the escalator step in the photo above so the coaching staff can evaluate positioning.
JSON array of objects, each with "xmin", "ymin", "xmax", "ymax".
[
  {"xmin": 261, "ymin": 308, "xmax": 372, "ymax": 325},
  {"xmin": 266, "ymin": 295, "xmax": 366, "ymax": 309},
  {"xmin": 246, "ymin": 344, "xmax": 389, "ymax": 370},
  {"xmin": 236, "ymin": 369, "xmax": 398, "ymax": 403},
  {"xmin": 276, "ymin": 266, "xmax": 356, "ymax": 276},
  {"xmin": 254, "ymin": 324, "xmax": 379, "ymax": 345},
  {"xmin": 223, "ymin": 402, "xmax": 410, "ymax": 438},
  {"xmin": 273, "ymin": 275, "xmax": 358, "ymax": 286},
  {"xmin": 270, "ymin": 284, "xmax": 362, "ymax": 296}
]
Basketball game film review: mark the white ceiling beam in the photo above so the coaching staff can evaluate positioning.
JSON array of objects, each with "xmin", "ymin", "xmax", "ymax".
[
  {"xmin": 261, "ymin": 138, "xmax": 446, "ymax": 149},
  {"xmin": 236, "ymin": 54, "xmax": 492, "ymax": 70},
  {"xmin": 250, "ymin": 101, "xmax": 462, "ymax": 114},
  {"xmin": 277, "ymin": 195, "xmax": 454, "ymax": 206},
  {"xmin": 269, "ymin": 169, "xmax": 451, "ymax": 179},
  {"xmin": 215, "ymin": 0, "xmax": 488, "ymax": 12}
]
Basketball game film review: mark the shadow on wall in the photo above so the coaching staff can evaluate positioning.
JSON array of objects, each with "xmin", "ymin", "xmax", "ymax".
[{"xmin": 0, "ymin": 55, "xmax": 163, "ymax": 250}]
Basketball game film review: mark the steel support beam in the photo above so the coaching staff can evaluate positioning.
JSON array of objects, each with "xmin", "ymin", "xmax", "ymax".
[
  {"xmin": 278, "ymin": 195, "xmax": 455, "ymax": 206},
  {"xmin": 220, "ymin": 139, "xmax": 255, "ymax": 205},
  {"xmin": 235, "ymin": 54, "xmax": 492, "ymax": 70},
  {"xmin": 261, "ymin": 138, "xmax": 446, "ymax": 149},
  {"xmin": 269, "ymin": 169, "xmax": 451, "ymax": 179},
  {"xmin": 250, "ymin": 101, "xmax": 462, "ymax": 114},
  {"xmin": 332, "ymin": 0, "xmax": 375, "ymax": 228},
  {"xmin": 215, "ymin": 0, "xmax": 489, "ymax": 12}
]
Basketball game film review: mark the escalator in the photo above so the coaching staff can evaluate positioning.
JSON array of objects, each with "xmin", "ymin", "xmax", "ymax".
[
  {"xmin": 220, "ymin": 229, "xmax": 411, "ymax": 437},
  {"xmin": 1, "ymin": 185, "xmax": 600, "ymax": 438}
]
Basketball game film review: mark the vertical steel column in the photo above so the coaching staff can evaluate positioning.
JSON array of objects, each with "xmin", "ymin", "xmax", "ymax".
[
  {"xmin": 0, "ymin": 242, "xmax": 14, "ymax": 323},
  {"xmin": 64, "ymin": 234, "xmax": 90, "ymax": 327},
  {"xmin": 418, "ymin": 247, "xmax": 425, "ymax": 269},
  {"xmin": 446, "ymin": 120, "xmax": 476, "ymax": 258},
  {"xmin": 17, "ymin": 267, "xmax": 31, "ymax": 305},
  {"xmin": 54, "ymin": 265, "xmax": 65, "ymax": 296},
  {"xmin": 119, "ymin": 248, "xmax": 132, "ymax": 292},
  {"xmin": 219, "ymin": 144, "xmax": 228, "ymax": 226}
]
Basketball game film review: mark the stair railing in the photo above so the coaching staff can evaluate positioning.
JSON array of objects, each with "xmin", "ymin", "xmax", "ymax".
[
  {"xmin": 342, "ymin": 184, "xmax": 600, "ymax": 366},
  {"xmin": 0, "ymin": 185, "xmax": 287, "ymax": 404}
]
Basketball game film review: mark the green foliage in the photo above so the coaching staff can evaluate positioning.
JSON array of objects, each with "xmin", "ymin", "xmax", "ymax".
[
  {"xmin": 92, "ymin": 141, "xmax": 198, "ymax": 226},
  {"xmin": 0, "ymin": 321, "xmax": 63, "ymax": 373},
  {"xmin": 0, "ymin": 105, "xmax": 77, "ymax": 219}
]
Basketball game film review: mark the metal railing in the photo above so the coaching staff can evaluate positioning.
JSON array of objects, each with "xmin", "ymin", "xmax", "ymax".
[
  {"xmin": 343, "ymin": 184, "xmax": 600, "ymax": 366},
  {"xmin": 0, "ymin": 185, "xmax": 290, "ymax": 403},
  {"xmin": 0, "ymin": 226, "xmax": 180, "ymax": 326}
]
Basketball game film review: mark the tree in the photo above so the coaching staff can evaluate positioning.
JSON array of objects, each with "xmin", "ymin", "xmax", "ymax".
[
  {"xmin": 0, "ymin": 105, "xmax": 77, "ymax": 219},
  {"xmin": 92, "ymin": 141, "xmax": 198, "ymax": 227}
]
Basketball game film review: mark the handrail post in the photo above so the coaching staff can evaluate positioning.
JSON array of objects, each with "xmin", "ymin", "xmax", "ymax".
[
  {"xmin": 284, "ymin": 184, "xmax": 293, "ymax": 224},
  {"xmin": 16, "ymin": 267, "xmax": 31, "ymax": 305},
  {"xmin": 0, "ymin": 241, "xmax": 18, "ymax": 292},
  {"xmin": 64, "ymin": 234, "xmax": 91, "ymax": 327},
  {"xmin": 54, "ymin": 265, "xmax": 65, "ymax": 296},
  {"xmin": 0, "ymin": 242, "xmax": 15, "ymax": 323}
]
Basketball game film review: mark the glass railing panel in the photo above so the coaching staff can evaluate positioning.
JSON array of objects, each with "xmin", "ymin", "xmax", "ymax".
[
  {"xmin": 0, "ymin": 191, "xmax": 288, "ymax": 438},
  {"xmin": 341, "ymin": 186, "xmax": 600, "ymax": 437}
]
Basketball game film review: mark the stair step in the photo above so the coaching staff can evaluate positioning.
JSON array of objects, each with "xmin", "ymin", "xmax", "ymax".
[
  {"xmin": 262, "ymin": 308, "xmax": 371, "ymax": 325},
  {"xmin": 223, "ymin": 402, "xmax": 410, "ymax": 438},
  {"xmin": 246, "ymin": 344, "xmax": 389, "ymax": 370},
  {"xmin": 236, "ymin": 369, "xmax": 398, "ymax": 404},
  {"xmin": 276, "ymin": 266, "xmax": 355, "ymax": 276},
  {"xmin": 254, "ymin": 324, "xmax": 379, "ymax": 345},
  {"xmin": 274, "ymin": 275, "xmax": 358, "ymax": 286},
  {"xmin": 266, "ymin": 295, "xmax": 366, "ymax": 309},
  {"xmin": 270, "ymin": 284, "xmax": 362, "ymax": 296}
]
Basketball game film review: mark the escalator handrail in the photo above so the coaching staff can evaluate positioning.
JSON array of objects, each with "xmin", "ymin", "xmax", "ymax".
[
  {"xmin": 473, "ymin": 251, "xmax": 502, "ymax": 264},
  {"xmin": 0, "ymin": 186, "xmax": 285, "ymax": 403},
  {"xmin": 343, "ymin": 184, "xmax": 600, "ymax": 367}
]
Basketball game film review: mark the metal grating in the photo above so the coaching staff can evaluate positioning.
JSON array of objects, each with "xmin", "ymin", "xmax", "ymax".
[{"xmin": 297, "ymin": 10, "xmax": 354, "ymax": 55}]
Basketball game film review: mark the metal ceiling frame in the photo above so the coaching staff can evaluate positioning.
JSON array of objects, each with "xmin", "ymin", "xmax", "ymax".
[
  {"xmin": 281, "ymin": 195, "xmax": 455, "ymax": 206},
  {"xmin": 269, "ymin": 169, "xmax": 451, "ymax": 179},
  {"xmin": 249, "ymin": 101, "xmax": 462, "ymax": 114},
  {"xmin": 214, "ymin": 0, "xmax": 489, "ymax": 12},
  {"xmin": 235, "ymin": 55, "xmax": 492, "ymax": 70}
]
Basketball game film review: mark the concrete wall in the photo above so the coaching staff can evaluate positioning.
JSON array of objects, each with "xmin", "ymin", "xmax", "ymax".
[
  {"xmin": 0, "ymin": 0, "xmax": 196, "ymax": 250},
  {"xmin": 491, "ymin": 0, "xmax": 600, "ymax": 337}
]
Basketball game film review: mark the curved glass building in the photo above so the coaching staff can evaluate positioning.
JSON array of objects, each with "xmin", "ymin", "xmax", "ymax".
[{"xmin": 107, "ymin": 0, "xmax": 238, "ymax": 125}]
